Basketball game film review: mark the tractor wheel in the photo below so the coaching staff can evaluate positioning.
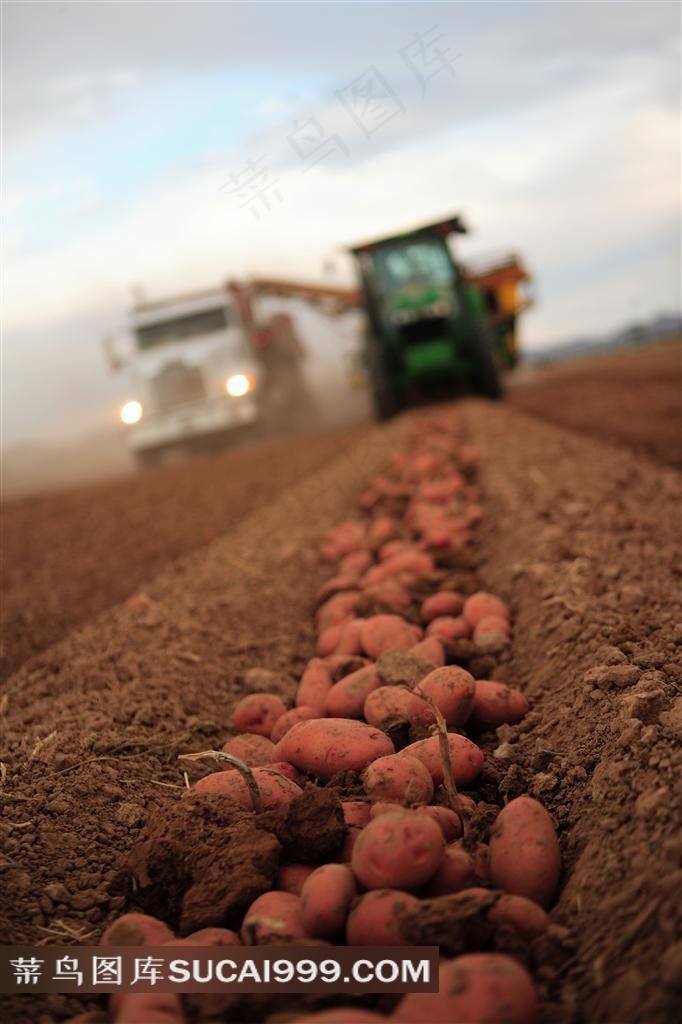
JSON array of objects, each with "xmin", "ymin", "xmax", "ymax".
[
  {"xmin": 366, "ymin": 339, "xmax": 402, "ymax": 420},
  {"xmin": 470, "ymin": 322, "xmax": 503, "ymax": 399}
]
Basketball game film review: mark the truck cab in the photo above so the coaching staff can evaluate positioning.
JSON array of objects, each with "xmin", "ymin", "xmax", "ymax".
[{"xmin": 116, "ymin": 287, "xmax": 261, "ymax": 466}]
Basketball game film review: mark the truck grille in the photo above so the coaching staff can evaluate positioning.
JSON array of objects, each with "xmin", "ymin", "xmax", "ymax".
[{"xmin": 150, "ymin": 361, "xmax": 206, "ymax": 412}]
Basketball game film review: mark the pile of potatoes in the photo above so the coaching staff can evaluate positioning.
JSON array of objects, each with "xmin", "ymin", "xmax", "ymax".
[{"xmin": 95, "ymin": 414, "xmax": 561, "ymax": 1024}]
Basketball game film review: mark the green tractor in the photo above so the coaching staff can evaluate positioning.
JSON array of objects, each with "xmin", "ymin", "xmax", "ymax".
[{"xmin": 349, "ymin": 215, "xmax": 529, "ymax": 419}]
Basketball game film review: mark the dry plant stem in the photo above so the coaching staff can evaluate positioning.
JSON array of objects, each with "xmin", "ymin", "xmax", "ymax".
[{"xmin": 178, "ymin": 749, "xmax": 263, "ymax": 812}]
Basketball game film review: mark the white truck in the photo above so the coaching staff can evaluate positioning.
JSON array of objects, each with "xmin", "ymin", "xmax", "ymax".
[{"xmin": 111, "ymin": 285, "xmax": 261, "ymax": 466}]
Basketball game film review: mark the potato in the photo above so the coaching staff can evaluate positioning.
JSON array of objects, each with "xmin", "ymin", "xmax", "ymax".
[
  {"xmin": 342, "ymin": 800, "xmax": 372, "ymax": 827},
  {"xmin": 378, "ymin": 539, "xmax": 412, "ymax": 561},
  {"xmin": 300, "ymin": 863, "xmax": 357, "ymax": 937},
  {"xmin": 473, "ymin": 616, "xmax": 510, "ymax": 654},
  {"xmin": 360, "ymin": 614, "xmax": 422, "ymax": 657},
  {"xmin": 403, "ymin": 733, "xmax": 484, "ymax": 787},
  {"xmin": 341, "ymin": 826, "xmax": 362, "ymax": 862},
  {"xmin": 277, "ymin": 719, "xmax": 394, "ymax": 780},
  {"xmin": 266, "ymin": 761, "xmax": 301, "ymax": 783},
  {"xmin": 421, "ymin": 591, "xmax": 465, "ymax": 622},
  {"xmin": 164, "ymin": 927, "xmax": 241, "ymax": 946},
  {"xmin": 101, "ymin": 913, "xmax": 173, "ymax": 947},
  {"xmin": 276, "ymin": 864, "xmax": 316, "ymax": 895},
  {"xmin": 317, "ymin": 575, "xmax": 361, "ymax": 604},
  {"xmin": 346, "ymin": 889, "xmax": 419, "ymax": 945},
  {"xmin": 369, "ymin": 801, "xmax": 402, "ymax": 819},
  {"xmin": 288, "ymin": 1011, "xmax": 386, "ymax": 1024},
  {"xmin": 296, "ymin": 658, "xmax": 333, "ymax": 712},
  {"xmin": 221, "ymin": 733, "xmax": 276, "ymax": 767},
  {"xmin": 316, "ymin": 590, "xmax": 361, "ymax": 631},
  {"xmin": 231, "ymin": 692, "xmax": 287, "ymax": 738},
  {"xmin": 325, "ymin": 665, "xmax": 381, "ymax": 718},
  {"xmin": 426, "ymin": 616, "xmax": 470, "ymax": 641},
  {"xmin": 113, "ymin": 993, "xmax": 184, "ymax": 1024},
  {"xmin": 241, "ymin": 891, "xmax": 308, "ymax": 943},
  {"xmin": 363, "ymin": 581, "xmax": 412, "ymax": 612},
  {"xmin": 489, "ymin": 796, "xmax": 560, "ymax": 908},
  {"xmin": 394, "ymin": 953, "xmax": 538, "ymax": 1024},
  {"xmin": 369, "ymin": 515, "xmax": 400, "ymax": 548},
  {"xmin": 192, "ymin": 766, "xmax": 301, "ymax": 809},
  {"xmin": 331, "ymin": 618, "xmax": 366, "ymax": 656},
  {"xmin": 463, "ymin": 592, "xmax": 510, "ymax": 628},
  {"xmin": 316, "ymin": 624, "xmax": 343, "ymax": 657},
  {"xmin": 410, "ymin": 666, "xmax": 476, "ymax": 728},
  {"xmin": 470, "ymin": 680, "xmax": 529, "ymax": 729},
  {"xmin": 362, "ymin": 754, "xmax": 434, "ymax": 805},
  {"xmin": 410, "ymin": 636, "xmax": 446, "ymax": 667},
  {"xmin": 424, "ymin": 844, "xmax": 478, "ymax": 895},
  {"xmin": 380, "ymin": 548, "xmax": 434, "ymax": 580},
  {"xmin": 339, "ymin": 549, "xmax": 373, "ymax": 578},
  {"xmin": 324, "ymin": 653, "xmax": 371, "ymax": 679},
  {"xmin": 488, "ymin": 893, "xmax": 551, "ymax": 938},
  {"xmin": 363, "ymin": 685, "xmax": 415, "ymax": 725},
  {"xmin": 271, "ymin": 706, "xmax": 320, "ymax": 744},
  {"xmin": 474, "ymin": 614, "xmax": 511, "ymax": 638},
  {"xmin": 415, "ymin": 805, "xmax": 462, "ymax": 842},
  {"xmin": 351, "ymin": 809, "xmax": 445, "ymax": 890}
]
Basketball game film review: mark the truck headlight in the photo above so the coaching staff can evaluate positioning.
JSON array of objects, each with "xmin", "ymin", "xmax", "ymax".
[
  {"xmin": 226, "ymin": 373, "xmax": 254, "ymax": 397},
  {"xmin": 120, "ymin": 400, "xmax": 143, "ymax": 425}
]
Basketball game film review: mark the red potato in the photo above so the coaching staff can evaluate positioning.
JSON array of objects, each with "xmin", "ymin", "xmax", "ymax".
[
  {"xmin": 403, "ymin": 733, "xmax": 484, "ymax": 787},
  {"xmin": 473, "ymin": 616, "xmax": 510, "ymax": 654},
  {"xmin": 325, "ymin": 665, "xmax": 381, "ymax": 718},
  {"xmin": 316, "ymin": 591, "xmax": 360, "ymax": 631},
  {"xmin": 363, "ymin": 581, "xmax": 412, "ymax": 612},
  {"xmin": 346, "ymin": 889, "xmax": 419, "ymax": 946},
  {"xmin": 276, "ymin": 719, "xmax": 394, "ymax": 780},
  {"xmin": 297, "ymin": 658, "xmax": 334, "ymax": 711},
  {"xmin": 266, "ymin": 761, "xmax": 301, "ymax": 783},
  {"xmin": 341, "ymin": 826, "xmax": 362, "ymax": 863},
  {"xmin": 410, "ymin": 636, "xmax": 446, "ymax": 667},
  {"xmin": 379, "ymin": 539, "xmax": 412, "ymax": 562},
  {"xmin": 368, "ymin": 515, "xmax": 400, "ymax": 548},
  {"xmin": 424, "ymin": 844, "xmax": 478, "ymax": 895},
  {"xmin": 324, "ymin": 653, "xmax": 371, "ymax": 679},
  {"xmin": 369, "ymin": 801, "xmax": 402, "ymax": 819},
  {"xmin": 474, "ymin": 614, "xmax": 511, "ymax": 638},
  {"xmin": 316, "ymin": 624, "xmax": 343, "ymax": 657},
  {"xmin": 488, "ymin": 893, "xmax": 551, "ymax": 939},
  {"xmin": 410, "ymin": 666, "xmax": 476, "ymax": 729},
  {"xmin": 394, "ymin": 953, "xmax": 538, "ymax": 1024},
  {"xmin": 231, "ymin": 692, "xmax": 287, "ymax": 738},
  {"xmin": 270, "ymin": 706, "xmax": 320, "ymax": 744},
  {"xmin": 276, "ymin": 864, "xmax": 316, "ymax": 895},
  {"xmin": 221, "ymin": 733, "xmax": 276, "ymax": 767},
  {"xmin": 288, "ymin": 1011, "xmax": 386, "ymax": 1024},
  {"xmin": 363, "ymin": 685, "xmax": 415, "ymax": 726},
  {"xmin": 489, "ymin": 796, "xmax": 560, "ymax": 908},
  {"xmin": 100, "ymin": 913, "xmax": 174, "ymax": 947},
  {"xmin": 192, "ymin": 766, "xmax": 301, "ymax": 809},
  {"xmin": 164, "ymin": 927, "xmax": 241, "ymax": 946},
  {"xmin": 241, "ymin": 891, "xmax": 308, "ymax": 943},
  {"xmin": 342, "ymin": 800, "xmax": 372, "ymax": 827},
  {"xmin": 351, "ymin": 809, "xmax": 445, "ymax": 890},
  {"xmin": 360, "ymin": 614, "xmax": 422, "ymax": 658},
  {"xmin": 463, "ymin": 591, "xmax": 510, "ymax": 628},
  {"xmin": 470, "ymin": 680, "xmax": 529, "ymax": 729},
  {"xmin": 300, "ymin": 864, "xmax": 357, "ymax": 938},
  {"xmin": 415, "ymin": 805, "xmax": 462, "ymax": 842},
  {"xmin": 339, "ymin": 549, "xmax": 373, "ymax": 578},
  {"xmin": 362, "ymin": 754, "xmax": 434, "ymax": 805},
  {"xmin": 113, "ymin": 993, "xmax": 184, "ymax": 1024},
  {"xmin": 380, "ymin": 548, "xmax": 434, "ymax": 580},
  {"xmin": 421, "ymin": 591, "xmax": 465, "ymax": 622},
  {"xmin": 329, "ymin": 617, "xmax": 366, "ymax": 657},
  {"xmin": 426, "ymin": 615, "xmax": 470, "ymax": 641}
]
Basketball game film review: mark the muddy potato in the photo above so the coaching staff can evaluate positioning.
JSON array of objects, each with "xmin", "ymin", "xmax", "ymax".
[
  {"xmin": 241, "ymin": 891, "xmax": 308, "ymax": 943},
  {"xmin": 346, "ymin": 889, "xmax": 419, "ymax": 946},
  {"xmin": 325, "ymin": 665, "xmax": 381, "ymax": 718},
  {"xmin": 393, "ymin": 953, "xmax": 538, "ymax": 1024},
  {"xmin": 270, "ymin": 706, "xmax": 320, "ymax": 744},
  {"xmin": 342, "ymin": 800, "xmax": 372, "ymax": 827},
  {"xmin": 351, "ymin": 809, "xmax": 445, "ymax": 890},
  {"xmin": 424, "ymin": 844, "xmax": 478, "ymax": 895},
  {"xmin": 403, "ymin": 733, "xmax": 484, "ymax": 787},
  {"xmin": 101, "ymin": 913, "xmax": 174, "ymax": 947},
  {"xmin": 463, "ymin": 592, "xmax": 510, "ymax": 628},
  {"xmin": 221, "ymin": 733, "xmax": 277, "ymax": 767},
  {"xmin": 296, "ymin": 658, "xmax": 333, "ymax": 712},
  {"xmin": 489, "ymin": 796, "xmax": 560, "ymax": 908},
  {"xmin": 488, "ymin": 893, "xmax": 551, "ymax": 939},
  {"xmin": 410, "ymin": 666, "xmax": 476, "ymax": 728},
  {"xmin": 276, "ymin": 719, "xmax": 394, "ymax": 780},
  {"xmin": 231, "ymin": 692, "xmax": 287, "ymax": 738},
  {"xmin": 421, "ymin": 591, "xmax": 465, "ymax": 622},
  {"xmin": 163, "ymin": 927, "xmax": 241, "ymax": 947},
  {"xmin": 300, "ymin": 863, "xmax": 357, "ymax": 938},
  {"xmin": 470, "ymin": 680, "xmax": 529, "ymax": 729},
  {"xmin": 410, "ymin": 636, "xmax": 446, "ymax": 667},
  {"xmin": 339, "ymin": 549, "xmax": 373, "ymax": 578},
  {"xmin": 362, "ymin": 753, "xmax": 434, "ymax": 805},
  {"xmin": 192, "ymin": 766, "xmax": 301, "ymax": 809},
  {"xmin": 288, "ymin": 1011, "xmax": 386, "ymax": 1024},
  {"xmin": 276, "ymin": 864, "xmax": 316, "ymax": 895},
  {"xmin": 360, "ymin": 614, "xmax": 422, "ymax": 658},
  {"xmin": 415, "ymin": 805, "xmax": 462, "ymax": 842},
  {"xmin": 363, "ymin": 685, "xmax": 415, "ymax": 725},
  {"xmin": 426, "ymin": 616, "xmax": 470, "ymax": 641}
]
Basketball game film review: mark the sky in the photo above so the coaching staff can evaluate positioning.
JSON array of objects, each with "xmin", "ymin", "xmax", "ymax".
[{"xmin": 2, "ymin": 0, "xmax": 681, "ymax": 447}]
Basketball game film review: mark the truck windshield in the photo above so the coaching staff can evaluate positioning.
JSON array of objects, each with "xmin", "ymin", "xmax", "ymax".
[
  {"xmin": 135, "ymin": 307, "xmax": 229, "ymax": 350},
  {"xmin": 374, "ymin": 239, "xmax": 455, "ymax": 293}
]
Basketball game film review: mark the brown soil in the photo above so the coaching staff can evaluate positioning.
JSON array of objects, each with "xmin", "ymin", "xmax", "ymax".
[
  {"xmin": 508, "ymin": 337, "xmax": 682, "ymax": 468},
  {"xmin": 1, "ymin": 381, "xmax": 681, "ymax": 1022},
  {"xmin": 0, "ymin": 430, "xmax": 359, "ymax": 682}
]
